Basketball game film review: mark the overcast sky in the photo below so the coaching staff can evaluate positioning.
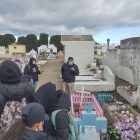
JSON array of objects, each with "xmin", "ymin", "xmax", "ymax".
[{"xmin": 0, "ymin": 0, "xmax": 140, "ymax": 43}]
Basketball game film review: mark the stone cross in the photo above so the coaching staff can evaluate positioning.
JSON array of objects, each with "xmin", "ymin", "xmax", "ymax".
[{"xmin": 84, "ymin": 102, "xmax": 94, "ymax": 113}]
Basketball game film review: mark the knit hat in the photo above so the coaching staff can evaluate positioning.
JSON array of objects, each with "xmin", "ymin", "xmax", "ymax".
[{"xmin": 0, "ymin": 60, "xmax": 21, "ymax": 84}]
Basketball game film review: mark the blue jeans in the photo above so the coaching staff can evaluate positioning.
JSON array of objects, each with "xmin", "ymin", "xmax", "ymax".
[{"xmin": 31, "ymin": 80, "xmax": 37, "ymax": 90}]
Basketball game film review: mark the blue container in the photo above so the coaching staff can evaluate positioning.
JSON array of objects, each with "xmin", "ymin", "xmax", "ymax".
[{"xmin": 97, "ymin": 93, "xmax": 113, "ymax": 105}]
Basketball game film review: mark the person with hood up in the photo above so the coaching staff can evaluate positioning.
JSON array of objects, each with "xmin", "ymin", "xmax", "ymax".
[
  {"xmin": 35, "ymin": 82, "xmax": 71, "ymax": 140},
  {"xmin": 1, "ymin": 103, "xmax": 56, "ymax": 140},
  {"xmin": 24, "ymin": 57, "xmax": 41, "ymax": 89},
  {"xmin": 0, "ymin": 60, "xmax": 35, "ymax": 137}
]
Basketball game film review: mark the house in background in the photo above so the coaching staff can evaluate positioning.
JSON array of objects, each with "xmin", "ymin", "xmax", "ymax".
[
  {"xmin": 94, "ymin": 43, "xmax": 102, "ymax": 55},
  {"xmin": 38, "ymin": 44, "xmax": 57, "ymax": 54},
  {"xmin": 0, "ymin": 46, "xmax": 12, "ymax": 59},
  {"xmin": 38, "ymin": 45, "xmax": 47, "ymax": 54},
  {"xmin": 48, "ymin": 44, "xmax": 57, "ymax": 54},
  {"xmin": 26, "ymin": 49, "xmax": 38, "ymax": 60},
  {"xmin": 0, "ymin": 46, "xmax": 6, "ymax": 54},
  {"xmin": 8, "ymin": 44, "xmax": 26, "ymax": 61},
  {"xmin": 61, "ymin": 35, "xmax": 94, "ymax": 70},
  {"xmin": 8, "ymin": 43, "xmax": 26, "ymax": 56}
]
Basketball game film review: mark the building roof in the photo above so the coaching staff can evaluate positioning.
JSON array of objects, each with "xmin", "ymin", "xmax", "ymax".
[
  {"xmin": 61, "ymin": 35, "xmax": 94, "ymax": 41},
  {"xmin": 29, "ymin": 49, "xmax": 37, "ymax": 53},
  {"xmin": 95, "ymin": 41, "xmax": 100, "ymax": 45},
  {"xmin": 120, "ymin": 37, "xmax": 140, "ymax": 49},
  {"xmin": 121, "ymin": 37, "xmax": 140, "ymax": 44}
]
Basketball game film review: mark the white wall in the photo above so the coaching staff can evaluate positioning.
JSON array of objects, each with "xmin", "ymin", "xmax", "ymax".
[
  {"xmin": 102, "ymin": 50, "xmax": 120, "ymax": 74},
  {"xmin": 38, "ymin": 45, "xmax": 47, "ymax": 53},
  {"xmin": 103, "ymin": 65, "xmax": 115, "ymax": 83},
  {"xmin": 102, "ymin": 48, "xmax": 140, "ymax": 85},
  {"xmin": 62, "ymin": 41, "xmax": 94, "ymax": 70}
]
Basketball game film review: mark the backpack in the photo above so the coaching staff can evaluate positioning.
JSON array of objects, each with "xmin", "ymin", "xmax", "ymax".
[
  {"xmin": 51, "ymin": 109, "xmax": 79, "ymax": 140},
  {"xmin": 0, "ymin": 98, "xmax": 26, "ymax": 132}
]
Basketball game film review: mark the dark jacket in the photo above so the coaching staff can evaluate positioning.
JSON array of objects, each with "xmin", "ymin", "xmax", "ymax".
[
  {"xmin": 61, "ymin": 62, "xmax": 79, "ymax": 83},
  {"xmin": 0, "ymin": 81, "xmax": 35, "ymax": 116},
  {"xmin": 22, "ymin": 129, "xmax": 56, "ymax": 140},
  {"xmin": 35, "ymin": 83, "xmax": 71, "ymax": 140},
  {"xmin": 35, "ymin": 83, "xmax": 58, "ymax": 114},
  {"xmin": 24, "ymin": 58, "xmax": 41, "ymax": 81},
  {"xmin": 54, "ymin": 91, "xmax": 71, "ymax": 140}
]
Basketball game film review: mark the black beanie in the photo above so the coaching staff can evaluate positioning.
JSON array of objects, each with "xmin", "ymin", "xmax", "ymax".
[{"xmin": 0, "ymin": 60, "xmax": 21, "ymax": 84}]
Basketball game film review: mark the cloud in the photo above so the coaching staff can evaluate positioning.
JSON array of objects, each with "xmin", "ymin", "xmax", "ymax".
[{"xmin": 0, "ymin": 0, "xmax": 139, "ymax": 36}]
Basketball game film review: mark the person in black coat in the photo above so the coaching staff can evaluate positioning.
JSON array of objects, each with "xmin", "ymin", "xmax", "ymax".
[
  {"xmin": 54, "ymin": 90, "xmax": 71, "ymax": 140},
  {"xmin": 24, "ymin": 58, "xmax": 41, "ymax": 89},
  {"xmin": 0, "ymin": 60, "xmax": 35, "ymax": 116},
  {"xmin": 61, "ymin": 57, "xmax": 79, "ymax": 95},
  {"xmin": 0, "ymin": 60, "xmax": 36, "ymax": 138},
  {"xmin": 35, "ymin": 82, "xmax": 71, "ymax": 140}
]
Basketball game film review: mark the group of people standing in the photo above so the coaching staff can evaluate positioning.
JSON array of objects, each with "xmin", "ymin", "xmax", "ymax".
[
  {"xmin": 24, "ymin": 56, "xmax": 79, "ymax": 94},
  {"xmin": 0, "ymin": 56, "xmax": 79, "ymax": 140}
]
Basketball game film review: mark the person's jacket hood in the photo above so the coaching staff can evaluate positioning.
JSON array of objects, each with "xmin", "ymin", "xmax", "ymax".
[
  {"xmin": 0, "ymin": 81, "xmax": 35, "ymax": 115},
  {"xmin": 56, "ymin": 90, "xmax": 71, "ymax": 110},
  {"xmin": 35, "ymin": 82, "xmax": 58, "ymax": 114},
  {"xmin": 29, "ymin": 58, "xmax": 36, "ymax": 66},
  {"xmin": 22, "ymin": 129, "xmax": 47, "ymax": 140},
  {"xmin": 0, "ymin": 60, "xmax": 21, "ymax": 84}
]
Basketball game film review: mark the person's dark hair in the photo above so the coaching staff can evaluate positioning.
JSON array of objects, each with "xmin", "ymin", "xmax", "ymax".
[
  {"xmin": 1, "ymin": 120, "xmax": 26, "ymax": 140},
  {"xmin": 29, "ymin": 57, "xmax": 36, "ymax": 65},
  {"xmin": 68, "ymin": 57, "xmax": 73, "ymax": 61}
]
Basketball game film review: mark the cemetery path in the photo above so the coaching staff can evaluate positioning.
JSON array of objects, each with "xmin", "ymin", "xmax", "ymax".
[
  {"xmin": 37, "ymin": 55, "xmax": 64, "ymax": 90},
  {"xmin": 37, "ymin": 56, "xmax": 134, "ymax": 109}
]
